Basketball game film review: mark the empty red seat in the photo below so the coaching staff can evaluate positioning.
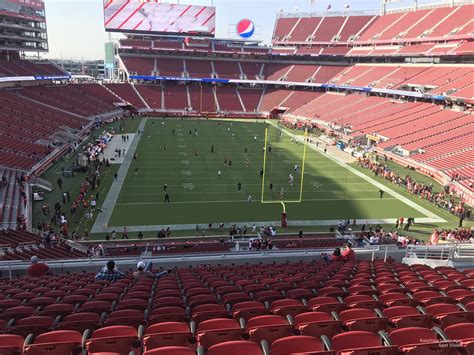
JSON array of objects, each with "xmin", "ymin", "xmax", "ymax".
[
  {"xmin": 445, "ymin": 289, "xmax": 474, "ymax": 304},
  {"xmin": 222, "ymin": 293, "xmax": 252, "ymax": 306},
  {"xmin": 231, "ymin": 301, "xmax": 269, "ymax": 322},
  {"xmin": 8, "ymin": 316, "xmax": 54, "ymax": 337},
  {"xmin": 270, "ymin": 299, "xmax": 307, "ymax": 318},
  {"xmin": 244, "ymin": 315, "xmax": 292, "ymax": 345},
  {"xmin": 344, "ymin": 294, "xmax": 383, "ymax": 309},
  {"xmin": 85, "ymin": 325, "xmax": 141, "ymax": 354},
  {"xmin": 24, "ymin": 330, "xmax": 82, "ymax": 355},
  {"xmin": 388, "ymin": 327, "xmax": 456, "ymax": 354},
  {"xmin": 39, "ymin": 303, "xmax": 75, "ymax": 318},
  {"xmin": 149, "ymin": 306, "xmax": 187, "ymax": 324},
  {"xmin": 254, "ymin": 290, "xmax": 284, "ymax": 303},
  {"xmin": 339, "ymin": 308, "xmax": 388, "ymax": 332},
  {"xmin": 26, "ymin": 297, "xmax": 56, "ymax": 308},
  {"xmin": 143, "ymin": 322, "xmax": 194, "ymax": 351},
  {"xmin": 444, "ymin": 323, "xmax": 474, "ymax": 354},
  {"xmin": 0, "ymin": 334, "xmax": 25, "ymax": 355},
  {"xmin": 294, "ymin": 311, "xmax": 342, "ymax": 338},
  {"xmin": 1, "ymin": 306, "xmax": 35, "ymax": 322},
  {"xmin": 331, "ymin": 330, "xmax": 397, "ymax": 354},
  {"xmin": 285, "ymin": 288, "xmax": 315, "ymax": 300},
  {"xmin": 384, "ymin": 306, "xmax": 434, "ymax": 329},
  {"xmin": 196, "ymin": 318, "xmax": 242, "ymax": 349},
  {"xmin": 191, "ymin": 304, "xmax": 228, "ymax": 324},
  {"xmin": 307, "ymin": 296, "xmax": 346, "ymax": 313},
  {"xmin": 206, "ymin": 340, "xmax": 262, "ymax": 355},
  {"xmin": 271, "ymin": 335, "xmax": 330, "ymax": 354},
  {"xmin": 79, "ymin": 301, "xmax": 113, "ymax": 314},
  {"xmin": 143, "ymin": 346, "xmax": 195, "ymax": 355},
  {"xmin": 116, "ymin": 298, "xmax": 149, "ymax": 311},
  {"xmin": 412, "ymin": 291, "xmax": 454, "ymax": 306},
  {"xmin": 105, "ymin": 309, "xmax": 146, "ymax": 328},
  {"xmin": 379, "ymin": 292, "xmax": 418, "ymax": 307},
  {"xmin": 424, "ymin": 303, "xmax": 474, "ymax": 328},
  {"xmin": 56, "ymin": 312, "xmax": 102, "ymax": 333}
]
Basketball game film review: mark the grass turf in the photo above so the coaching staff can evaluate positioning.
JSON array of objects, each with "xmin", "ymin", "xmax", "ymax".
[{"xmin": 108, "ymin": 118, "xmax": 425, "ymax": 227}]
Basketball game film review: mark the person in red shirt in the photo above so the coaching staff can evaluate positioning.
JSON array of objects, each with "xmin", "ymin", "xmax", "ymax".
[
  {"xmin": 27, "ymin": 256, "xmax": 51, "ymax": 277},
  {"xmin": 341, "ymin": 242, "xmax": 355, "ymax": 261},
  {"xmin": 330, "ymin": 247, "xmax": 342, "ymax": 262}
]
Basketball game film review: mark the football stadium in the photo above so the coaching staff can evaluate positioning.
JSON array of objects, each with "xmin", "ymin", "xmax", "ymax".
[{"xmin": 0, "ymin": 0, "xmax": 473, "ymax": 353}]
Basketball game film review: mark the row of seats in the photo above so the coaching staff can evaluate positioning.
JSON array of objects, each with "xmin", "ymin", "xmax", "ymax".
[
  {"xmin": 0, "ymin": 261, "xmax": 472, "ymax": 354},
  {"xmin": 273, "ymin": 5, "xmax": 473, "ymax": 45},
  {"xmin": 1, "ymin": 322, "xmax": 472, "ymax": 354},
  {"xmin": 0, "ymin": 59, "xmax": 66, "ymax": 78}
]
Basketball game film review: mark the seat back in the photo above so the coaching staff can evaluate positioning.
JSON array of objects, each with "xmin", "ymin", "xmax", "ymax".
[
  {"xmin": 24, "ymin": 330, "xmax": 82, "ymax": 355},
  {"xmin": 86, "ymin": 325, "xmax": 140, "ymax": 354}
]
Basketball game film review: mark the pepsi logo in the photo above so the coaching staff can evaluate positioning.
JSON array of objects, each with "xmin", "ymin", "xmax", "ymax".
[{"xmin": 237, "ymin": 19, "xmax": 255, "ymax": 39}]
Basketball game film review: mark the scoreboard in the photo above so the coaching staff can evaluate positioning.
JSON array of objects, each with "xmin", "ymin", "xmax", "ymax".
[{"xmin": 104, "ymin": 0, "xmax": 216, "ymax": 37}]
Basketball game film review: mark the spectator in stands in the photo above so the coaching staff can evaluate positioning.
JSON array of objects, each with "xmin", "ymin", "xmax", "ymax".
[
  {"xmin": 133, "ymin": 260, "xmax": 171, "ymax": 280},
  {"xmin": 27, "ymin": 256, "xmax": 51, "ymax": 277},
  {"xmin": 95, "ymin": 260, "xmax": 124, "ymax": 281},
  {"xmin": 331, "ymin": 247, "xmax": 342, "ymax": 262},
  {"xmin": 341, "ymin": 242, "xmax": 355, "ymax": 261}
]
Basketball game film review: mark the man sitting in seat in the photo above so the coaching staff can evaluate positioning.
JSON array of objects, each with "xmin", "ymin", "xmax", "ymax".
[
  {"xmin": 95, "ymin": 260, "xmax": 124, "ymax": 281},
  {"xmin": 133, "ymin": 260, "xmax": 172, "ymax": 280}
]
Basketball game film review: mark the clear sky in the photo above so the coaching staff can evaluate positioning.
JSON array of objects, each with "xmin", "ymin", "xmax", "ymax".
[{"xmin": 43, "ymin": 0, "xmax": 448, "ymax": 60}]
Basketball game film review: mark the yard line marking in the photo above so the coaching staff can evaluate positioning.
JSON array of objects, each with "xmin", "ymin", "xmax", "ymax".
[
  {"xmin": 126, "ymin": 182, "xmax": 374, "ymax": 188},
  {"xmin": 120, "ymin": 189, "xmax": 380, "ymax": 196},
  {"xmin": 115, "ymin": 197, "xmax": 397, "ymax": 206}
]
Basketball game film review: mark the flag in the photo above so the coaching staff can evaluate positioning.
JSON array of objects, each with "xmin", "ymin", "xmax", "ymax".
[{"xmin": 326, "ymin": 4, "xmax": 331, "ymax": 10}]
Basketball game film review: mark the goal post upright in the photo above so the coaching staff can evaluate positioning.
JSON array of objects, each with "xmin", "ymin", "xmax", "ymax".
[
  {"xmin": 298, "ymin": 129, "xmax": 308, "ymax": 203},
  {"xmin": 260, "ymin": 125, "xmax": 308, "ymax": 227},
  {"xmin": 260, "ymin": 127, "xmax": 269, "ymax": 204}
]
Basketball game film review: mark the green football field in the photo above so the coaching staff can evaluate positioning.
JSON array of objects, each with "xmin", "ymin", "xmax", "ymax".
[{"xmin": 106, "ymin": 118, "xmax": 427, "ymax": 228}]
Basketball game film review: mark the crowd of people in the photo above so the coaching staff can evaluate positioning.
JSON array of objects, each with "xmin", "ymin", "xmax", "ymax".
[
  {"xmin": 430, "ymin": 228, "xmax": 473, "ymax": 244},
  {"xmin": 358, "ymin": 157, "xmax": 471, "ymax": 221}
]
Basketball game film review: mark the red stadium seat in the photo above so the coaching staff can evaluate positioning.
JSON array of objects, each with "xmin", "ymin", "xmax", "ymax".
[
  {"xmin": 344, "ymin": 294, "xmax": 383, "ymax": 309},
  {"xmin": 424, "ymin": 303, "xmax": 474, "ymax": 327},
  {"xmin": 0, "ymin": 334, "xmax": 25, "ymax": 355},
  {"xmin": 307, "ymin": 296, "xmax": 346, "ymax": 313},
  {"xmin": 144, "ymin": 346, "xmax": 195, "ymax": 355},
  {"xmin": 196, "ymin": 318, "xmax": 242, "ymax": 349},
  {"xmin": 331, "ymin": 331, "xmax": 397, "ymax": 354},
  {"xmin": 104, "ymin": 309, "xmax": 147, "ymax": 328},
  {"xmin": 271, "ymin": 335, "xmax": 331, "ymax": 354},
  {"xmin": 388, "ymin": 327, "xmax": 457, "ymax": 354},
  {"xmin": 444, "ymin": 323, "xmax": 474, "ymax": 354},
  {"xmin": 149, "ymin": 306, "xmax": 187, "ymax": 324},
  {"xmin": 39, "ymin": 304, "xmax": 75, "ymax": 318},
  {"xmin": 143, "ymin": 322, "xmax": 195, "ymax": 351},
  {"xmin": 269, "ymin": 299, "xmax": 307, "ymax": 317},
  {"xmin": 231, "ymin": 301, "xmax": 269, "ymax": 322},
  {"xmin": 56, "ymin": 312, "xmax": 102, "ymax": 333},
  {"xmin": 191, "ymin": 304, "xmax": 229, "ymax": 324},
  {"xmin": 244, "ymin": 315, "xmax": 292, "ymax": 345},
  {"xmin": 24, "ymin": 330, "xmax": 83, "ymax": 355},
  {"xmin": 7, "ymin": 316, "xmax": 54, "ymax": 337},
  {"xmin": 85, "ymin": 325, "xmax": 141, "ymax": 354},
  {"xmin": 294, "ymin": 311, "xmax": 342, "ymax": 338},
  {"xmin": 379, "ymin": 292, "xmax": 419, "ymax": 307},
  {"xmin": 206, "ymin": 340, "xmax": 262, "ymax": 355},
  {"xmin": 339, "ymin": 308, "xmax": 388, "ymax": 332},
  {"xmin": 384, "ymin": 306, "xmax": 434, "ymax": 329}
]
